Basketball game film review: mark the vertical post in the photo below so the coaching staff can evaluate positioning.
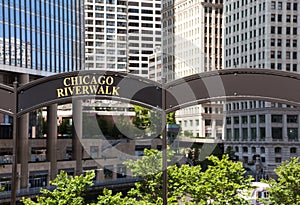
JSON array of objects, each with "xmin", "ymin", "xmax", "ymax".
[
  {"xmin": 162, "ymin": 77, "xmax": 168, "ymax": 205},
  {"xmin": 47, "ymin": 104, "xmax": 58, "ymax": 181},
  {"xmin": 11, "ymin": 81, "xmax": 18, "ymax": 205},
  {"xmin": 72, "ymin": 99, "xmax": 83, "ymax": 175}
]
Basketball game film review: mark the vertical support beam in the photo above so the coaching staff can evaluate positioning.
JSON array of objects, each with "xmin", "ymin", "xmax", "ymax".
[
  {"xmin": 11, "ymin": 81, "xmax": 18, "ymax": 205},
  {"xmin": 162, "ymin": 77, "xmax": 168, "ymax": 205},
  {"xmin": 18, "ymin": 74, "xmax": 29, "ymax": 188},
  {"xmin": 47, "ymin": 104, "xmax": 58, "ymax": 181},
  {"xmin": 72, "ymin": 100, "xmax": 82, "ymax": 175}
]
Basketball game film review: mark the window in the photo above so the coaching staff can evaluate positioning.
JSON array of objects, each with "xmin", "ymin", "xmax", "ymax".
[
  {"xmin": 272, "ymin": 127, "xmax": 283, "ymax": 140},
  {"xmin": 287, "ymin": 115, "xmax": 298, "ymax": 123},
  {"xmin": 278, "ymin": 27, "xmax": 282, "ymax": 34},
  {"xmin": 242, "ymin": 116, "xmax": 248, "ymax": 124},
  {"xmin": 226, "ymin": 129, "xmax": 232, "ymax": 140},
  {"xmin": 271, "ymin": 38, "xmax": 275, "ymax": 46},
  {"xmin": 242, "ymin": 146, "xmax": 248, "ymax": 153},
  {"xmin": 234, "ymin": 116, "xmax": 239, "ymax": 124},
  {"xmin": 260, "ymin": 147, "xmax": 265, "ymax": 153},
  {"xmin": 251, "ymin": 128, "xmax": 257, "ymax": 141},
  {"xmin": 290, "ymin": 147, "xmax": 297, "ymax": 154},
  {"xmin": 278, "ymin": 14, "xmax": 282, "ymax": 22},
  {"xmin": 275, "ymin": 147, "xmax": 281, "ymax": 153},
  {"xmin": 259, "ymin": 115, "xmax": 265, "ymax": 123},
  {"xmin": 286, "ymin": 27, "xmax": 291, "ymax": 35},
  {"xmin": 242, "ymin": 128, "xmax": 248, "ymax": 140},
  {"xmin": 293, "ymin": 52, "xmax": 297, "ymax": 59},
  {"xmin": 275, "ymin": 157, "xmax": 282, "ymax": 163},
  {"xmin": 271, "ymin": 1, "xmax": 276, "ymax": 10},
  {"xmin": 234, "ymin": 128, "xmax": 239, "ymax": 141},
  {"xmin": 278, "ymin": 2, "xmax": 282, "ymax": 10},
  {"xmin": 287, "ymin": 128, "xmax": 298, "ymax": 140},
  {"xmin": 260, "ymin": 127, "xmax": 266, "ymax": 140},
  {"xmin": 250, "ymin": 115, "xmax": 256, "ymax": 123},
  {"xmin": 251, "ymin": 147, "xmax": 256, "ymax": 153},
  {"xmin": 272, "ymin": 115, "xmax": 282, "ymax": 123},
  {"xmin": 226, "ymin": 117, "xmax": 231, "ymax": 124}
]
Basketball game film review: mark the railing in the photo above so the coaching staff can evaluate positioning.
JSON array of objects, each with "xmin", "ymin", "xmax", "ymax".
[{"xmin": 0, "ymin": 177, "xmax": 140, "ymax": 200}]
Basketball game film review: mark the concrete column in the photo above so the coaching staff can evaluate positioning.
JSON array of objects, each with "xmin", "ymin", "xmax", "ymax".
[
  {"xmin": 211, "ymin": 119, "xmax": 216, "ymax": 138},
  {"xmin": 72, "ymin": 100, "xmax": 82, "ymax": 175},
  {"xmin": 112, "ymin": 165, "xmax": 117, "ymax": 179},
  {"xmin": 98, "ymin": 168, "xmax": 104, "ymax": 181},
  {"xmin": 265, "ymin": 114, "xmax": 272, "ymax": 141},
  {"xmin": 47, "ymin": 104, "xmax": 58, "ymax": 181},
  {"xmin": 283, "ymin": 114, "xmax": 287, "ymax": 141},
  {"xmin": 18, "ymin": 74, "xmax": 29, "ymax": 188}
]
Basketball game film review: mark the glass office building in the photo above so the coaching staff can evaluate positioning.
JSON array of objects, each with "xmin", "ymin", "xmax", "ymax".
[{"xmin": 0, "ymin": 0, "xmax": 84, "ymax": 78}]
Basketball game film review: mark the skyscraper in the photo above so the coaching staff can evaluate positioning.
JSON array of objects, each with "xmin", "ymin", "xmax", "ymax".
[
  {"xmin": 84, "ymin": 0, "xmax": 161, "ymax": 78},
  {"xmin": 0, "ymin": 1, "xmax": 84, "ymax": 81},
  {"xmin": 162, "ymin": 0, "xmax": 224, "ymax": 139},
  {"xmin": 223, "ymin": 0, "xmax": 300, "ymax": 179}
]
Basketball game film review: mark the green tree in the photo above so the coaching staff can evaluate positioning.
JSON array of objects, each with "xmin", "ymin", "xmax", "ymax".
[
  {"xmin": 21, "ymin": 171, "xmax": 95, "ymax": 205},
  {"xmin": 188, "ymin": 155, "xmax": 253, "ymax": 205},
  {"xmin": 92, "ymin": 188, "xmax": 154, "ymax": 205},
  {"xmin": 132, "ymin": 105, "xmax": 150, "ymax": 130},
  {"xmin": 265, "ymin": 157, "xmax": 300, "ymax": 205},
  {"xmin": 124, "ymin": 149, "xmax": 252, "ymax": 205},
  {"xmin": 167, "ymin": 112, "xmax": 176, "ymax": 124}
]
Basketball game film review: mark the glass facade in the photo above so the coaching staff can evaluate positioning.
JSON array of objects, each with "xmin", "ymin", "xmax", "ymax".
[{"xmin": 0, "ymin": 0, "xmax": 84, "ymax": 74}]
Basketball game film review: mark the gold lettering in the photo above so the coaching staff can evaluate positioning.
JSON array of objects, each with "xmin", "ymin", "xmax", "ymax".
[
  {"xmin": 106, "ymin": 76, "xmax": 114, "ymax": 85},
  {"xmin": 98, "ymin": 76, "xmax": 106, "ymax": 85},
  {"xmin": 97, "ymin": 86, "xmax": 105, "ymax": 94},
  {"xmin": 67, "ymin": 87, "xmax": 74, "ymax": 95},
  {"xmin": 70, "ymin": 77, "xmax": 78, "ymax": 85},
  {"xmin": 111, "ymin": 86, "xmax": 120, "ymax": 96},
  {"xmin": 83, "ymin": 75, "xmax": 90, "ymax": 84},
  {"xmin": 89, "ymin": 85, "xmax": 98, "ymax": 94},
  {"xmin": 81, "ymin": 85, "xmax": 89, "ymax": 95},
  {"xmin": 63, "ymin": 77, "xmax": 71, "ymax": 87},
  {"xmin": 90, "ymin": 76, "xmax": 97, "ymax": 84},
  {"xmin": 75, "ymin": 86, "xmax": 82, "ymax": 95},
  {"xmin": 57, "ymin": 88, "xmax": 65, "ymax": 98},
  {"xmin": 105, "ymin": 86, "xmax": 111, "ymax": 95}
]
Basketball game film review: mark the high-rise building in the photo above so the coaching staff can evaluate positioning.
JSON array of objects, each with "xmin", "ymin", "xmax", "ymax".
[
  {"xmin": 84, "ymin": 0, "xmax": 161, "ymax": 78},
  {"xmin": 0, "ymin": 0, "xmax": 84, "ymax": 200},
  {"xmin": 0, "ymin": 1, "xmax": 84, "ymax": 81},
  {"xmin": 223, "ymin": 0, "xmax": 300, "ymax": 179},
  {"xmin": 162, "ymin": 0, "xmax": 224, "ymax": 139}
]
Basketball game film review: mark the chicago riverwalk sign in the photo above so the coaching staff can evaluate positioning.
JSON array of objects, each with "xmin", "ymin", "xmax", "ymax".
[{"xmin": 0, "ymin": 68, "xmax": 298, "ymax": 117}]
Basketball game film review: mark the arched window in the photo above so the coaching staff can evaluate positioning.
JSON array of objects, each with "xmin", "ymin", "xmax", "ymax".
[{"xmin": 275, "ymin": 147, "xmax": 282, "ymax": 153}]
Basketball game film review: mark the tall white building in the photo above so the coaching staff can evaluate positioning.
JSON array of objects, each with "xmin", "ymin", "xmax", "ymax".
[
  {"xmin": 84, "ymin": 0, "xmax": 161, "ymax": 78},
  {"xmin": 223, "ymin": 0, "xmax": 300, "ymax": 178},
  {"xmin": 164, "ymin": 0, "xmax": 224, "ymax": 139}
]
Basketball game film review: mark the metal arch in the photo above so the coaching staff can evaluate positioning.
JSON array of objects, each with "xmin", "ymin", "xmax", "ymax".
[
  {"xmin": 165, "ymin": 68, "xmax": 300, "ymax": 113},
  {"xmin": 1, "ymin": 68, "xmax": 299, "ymax": 116}
]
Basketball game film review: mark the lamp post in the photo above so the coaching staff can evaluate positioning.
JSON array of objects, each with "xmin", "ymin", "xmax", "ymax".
[
  {"xmin": 11, "ymin": 81, "xmax": 18, "ymax": 205},
  {"xmin": 161, "ymin": 77, "xmax": 168, "ymax": 205}
]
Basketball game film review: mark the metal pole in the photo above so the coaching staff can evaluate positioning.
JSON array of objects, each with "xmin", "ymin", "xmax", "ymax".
[
  {"xmin": 11, "ymin": 81, "xmax": 18, "ymax": 205},
  {"xmin": 162, "ymin": 77, "xmax": 168, "ymax": 205}
]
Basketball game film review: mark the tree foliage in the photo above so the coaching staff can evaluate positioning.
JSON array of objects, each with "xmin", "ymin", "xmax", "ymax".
[
  {"xmin": 21, "ymin": 171, "xmax": 95, "ymax": 205},
  {"xmin": 265, "ymin": 157, "xmax": 300, "ymax": 205},
  {"xmin": 21, "ymin": 151, "xmax": 254, "ymax": 205},
  {"xmin": 124, "ymin": 149, "xmax": 252, "ymax": 204}
]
